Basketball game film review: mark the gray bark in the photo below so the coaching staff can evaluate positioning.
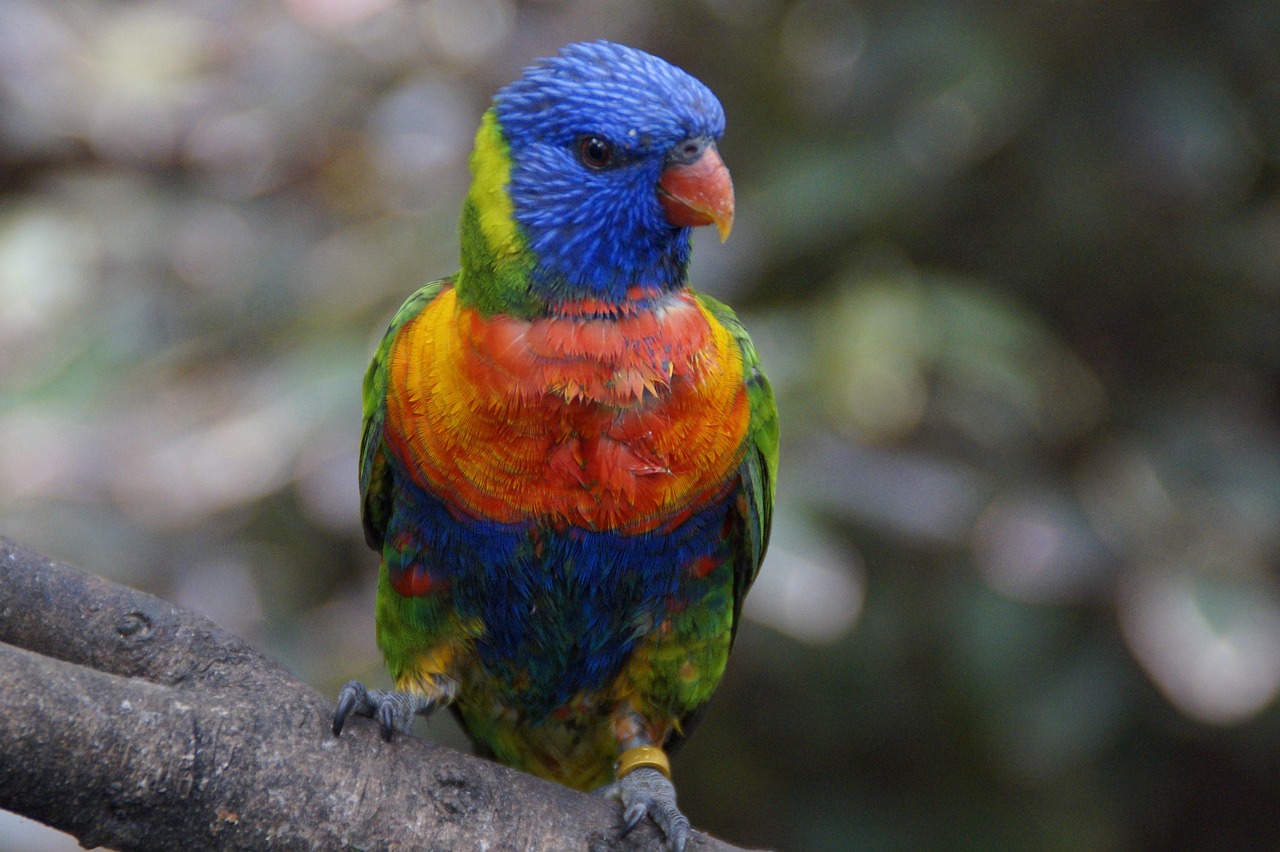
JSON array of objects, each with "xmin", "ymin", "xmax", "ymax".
[{"xmin": 0, "ymin": 537, "xmax": 751, "ymax": 851}]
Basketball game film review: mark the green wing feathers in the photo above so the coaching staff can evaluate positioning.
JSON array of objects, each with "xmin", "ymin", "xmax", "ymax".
[
  {"xmin": 359, "ymin": 280, "xmax": 451, "ymax": 549},
  {"xmin": 695, "ymin": 292, "xmax": 779, "ymax": 635}
]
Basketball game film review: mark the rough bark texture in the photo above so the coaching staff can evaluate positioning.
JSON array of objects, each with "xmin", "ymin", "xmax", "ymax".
[{"xmin": 0, "ymin": 537, "xmax": 753, "ymax": 851}]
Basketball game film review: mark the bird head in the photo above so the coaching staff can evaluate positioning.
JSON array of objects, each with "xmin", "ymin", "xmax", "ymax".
[{"xmin": 458, "ymin": 40, "xmax": 734, "ymax": 315}]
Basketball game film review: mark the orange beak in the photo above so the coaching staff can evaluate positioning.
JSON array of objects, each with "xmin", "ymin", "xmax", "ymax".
[{"xmin": 657, "ymin": 144, "xmax": 735, "ymax": 242}]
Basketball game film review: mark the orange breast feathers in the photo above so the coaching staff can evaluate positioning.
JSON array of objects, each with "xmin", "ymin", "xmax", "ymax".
[{"xmin": 382, "ymin": 287, "xmax": 750, "ymax": 532}]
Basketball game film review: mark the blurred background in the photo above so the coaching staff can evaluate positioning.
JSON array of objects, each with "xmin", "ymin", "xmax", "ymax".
[{"xmin": 2, "ymin": 0, "xmax": 1280, "ymax": 849}]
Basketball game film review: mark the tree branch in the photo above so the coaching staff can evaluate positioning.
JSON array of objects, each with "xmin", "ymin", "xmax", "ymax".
[{"xmin": 0, "ymin": 537, "xmax": 753, "ymax": 851}]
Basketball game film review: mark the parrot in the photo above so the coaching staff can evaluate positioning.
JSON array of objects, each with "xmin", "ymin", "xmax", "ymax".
[{"xmin": 331, "ymin": 40, "xmax": 778, "ymax": 851}]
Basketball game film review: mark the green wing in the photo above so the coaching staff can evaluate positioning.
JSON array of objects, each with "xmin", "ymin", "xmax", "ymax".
[
  {"xmin": 661, "ymin": 292, "xmax": 777, "ymax": 754},
  {"xmin": 359, "ymin": 279, "xmax": 451, "ymax": 550},
  {"xmin": 695, "ymin": 292, "xmax": 779, "ymax": 642}
]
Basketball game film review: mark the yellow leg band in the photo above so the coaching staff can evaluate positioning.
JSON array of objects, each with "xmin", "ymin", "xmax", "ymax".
[{"xmin": 615, "ymin": 745, "xmax": 671, "ymax": 780}]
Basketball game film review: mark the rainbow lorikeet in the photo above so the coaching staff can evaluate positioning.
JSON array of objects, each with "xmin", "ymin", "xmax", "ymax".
[{"xmin": 331, "ymin": 40, "xmax": 777, "ymax": 850}]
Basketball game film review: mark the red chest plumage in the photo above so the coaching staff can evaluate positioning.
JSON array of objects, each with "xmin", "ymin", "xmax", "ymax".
[{"xmin": 383, "ymin": 286, "xmax": 750, "ymax": 531}]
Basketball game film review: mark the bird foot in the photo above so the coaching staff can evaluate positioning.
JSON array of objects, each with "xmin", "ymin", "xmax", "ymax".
[
  {"xmin": 331, "ymin": 679, "xmax": 446, "ymax": 741},
  {"xmin": 602, "ymin": 766, "xmax": 691, "ymax": 852}
]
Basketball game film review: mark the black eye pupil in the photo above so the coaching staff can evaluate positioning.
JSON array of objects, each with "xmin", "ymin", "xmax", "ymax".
[{"xmin": 579, "ymin": 136, "xmax": 612, "ymax": 169}]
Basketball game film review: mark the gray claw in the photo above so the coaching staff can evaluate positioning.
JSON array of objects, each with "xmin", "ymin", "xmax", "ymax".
[
  {"xmin": 331, "ymin": 680, "xmax": 440, "ymax": 740},
  {"xmin": 332, "ymin": 680, "xmax": 371, "ymax": 735},
  {"xmin": 604, "ymin": 767, "xmax": 691, "ymax": 852},
  {"xmin": 622, "ymin": 802, "xmax": 646, "ymax": 835}
]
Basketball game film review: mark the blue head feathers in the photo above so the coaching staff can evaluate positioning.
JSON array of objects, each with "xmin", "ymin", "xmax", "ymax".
[{"xmin": 493, "ymin": 40, "xmax": 727, "ymax": 303}]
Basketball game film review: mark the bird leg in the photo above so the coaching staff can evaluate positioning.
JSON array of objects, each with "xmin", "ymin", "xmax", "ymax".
[
  {"xmin": 599, "ymin": 707, "xmax": 690, "ymax": 852},
  {"xmin": 602, "ymin": 758, "xmax": 690, "ymax": 852},
  {"xmin": 331, "ymin": 678, "xmax": 457, "ymax": 741}
]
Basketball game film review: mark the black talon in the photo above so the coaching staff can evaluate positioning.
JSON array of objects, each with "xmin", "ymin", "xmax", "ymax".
[
  {"xmin": 665, "ymin": 811, "xmax": 690, "ymax": 852},
  {"xmin": 332, "ymin": 680, "xmax": 368, "ymax": 736},
  {"xmin": 377, "ymin": 702, "xmax": 397, "ymax": 741},
  {"xmin": 332, "ymin": 699, "xmax": 350, "ymax": 736},
  {"xmin": 621, "ymin": 803, "xmax": 646, "ymax": 835}
]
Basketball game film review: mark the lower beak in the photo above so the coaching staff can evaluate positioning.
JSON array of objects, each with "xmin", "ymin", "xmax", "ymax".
[{"xmin": 657, "ymin": 145, "xmax": 735, "ymax": 242}]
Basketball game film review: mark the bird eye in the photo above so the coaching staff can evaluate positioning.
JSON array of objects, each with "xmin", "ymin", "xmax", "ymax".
[{"xmin": 577, "ymin": 135, "xmax": 613, "ymax": 170}]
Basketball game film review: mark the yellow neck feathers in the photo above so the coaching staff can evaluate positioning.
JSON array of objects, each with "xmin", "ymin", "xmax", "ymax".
[{"xmin": 466, "ymin": 110, "xmax": 522, "ymax": 261}]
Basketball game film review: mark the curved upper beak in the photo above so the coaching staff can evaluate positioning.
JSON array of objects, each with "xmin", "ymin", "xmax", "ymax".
[{"xmin": 657, "ymin": 142, "xmax": 735, "ymax": 242}]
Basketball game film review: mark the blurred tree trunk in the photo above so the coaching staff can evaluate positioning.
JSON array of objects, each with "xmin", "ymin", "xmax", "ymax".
[{"xmin": 0, "ymin": 537, "xmax": 747, "ymax": 852}]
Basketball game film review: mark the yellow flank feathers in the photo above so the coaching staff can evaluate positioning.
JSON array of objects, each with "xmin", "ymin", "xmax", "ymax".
[
  {"xmin": 395, "ymin": 643, "xmax": 457, "ymax": 695},
  {"xmin": 466, "ymin": 110, "xmax": 522, "ymax": 260}
]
